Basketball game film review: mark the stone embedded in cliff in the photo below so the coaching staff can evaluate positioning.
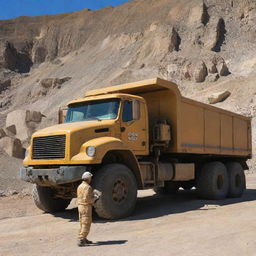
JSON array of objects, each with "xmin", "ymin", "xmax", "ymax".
[
  {"xmin": 206, "ymin": 60, "xmax": 218, "ymax": 74},
  {"xmin": 40, "ymin": 77, "xmax": 72, "ymax": 89},
  {"xmin": 169, "ymin": 27, "xmax": 181, "ymax": 52},
  {"xmin": 0, "ymin": 137, "xmax": 24, "ymax": 158},
  {"xmin": 0, "ymin": 128, "xmax": 6, "ymax": 138},
  {"xmin": 217, "ymin": 61, "xmax": 230, "ymax": 76},
  {"xmin": 25, "ymin": 111, "xmax": 43, "ymax": 123},
  {"xmin": 5, "ymin": 125, "xmax": 16, "ymax": 135},
  {"xmin": 181, "ymin": 62, "xmax": 192, "ymax": 80},
  {"xmin": 32, "ymin": 46, "xmax": 47, "ymax": 63},
  {"xmin": 40, "ymin": 78, "xmax": 54, "ymax": 88},
  {"xmin": 208, "ymin": 90, "xmax": 231, "ymax": 104},
  {"xmin": 188, "ymin": 2, "xmax": 209, "ymax": 26},
  {"xmin": 0, "ymin": 79, "xmax": 11, "ymax": 94},
  {"xmin": 204, "ymin": 17, "xmax": 226, "ymax": 52},
  {"xmin": 193, "ymin": 61, "xmax": 208, "ymax": 82}
]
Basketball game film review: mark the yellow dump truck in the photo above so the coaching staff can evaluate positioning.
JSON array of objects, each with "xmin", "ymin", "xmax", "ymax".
[{"xmin": 20, "ymin": 78, "xmax": 252, "ymax": 219}]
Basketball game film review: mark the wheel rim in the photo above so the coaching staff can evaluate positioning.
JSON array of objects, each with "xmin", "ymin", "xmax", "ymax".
[
  {"xmin": 217, "ymin": 175, "xmax": 224, "ymax": 190},
  {"xmin": 112, "ymin": 178, "xmax": 128, "ymax": 203},
  {"xmin": 235, "ymin": 174, "xmax": 242, "ymax": 188}
]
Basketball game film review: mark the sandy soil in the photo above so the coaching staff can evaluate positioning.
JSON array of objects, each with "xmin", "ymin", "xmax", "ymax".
[{"xmin": 1, "ymin": 173, "xmax": 256, "ymax": 256}]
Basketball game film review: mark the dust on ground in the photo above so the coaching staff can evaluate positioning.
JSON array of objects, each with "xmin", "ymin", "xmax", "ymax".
[{"xmin": 1, "ymin": 173, "xmax": 256, "ymax": 256}]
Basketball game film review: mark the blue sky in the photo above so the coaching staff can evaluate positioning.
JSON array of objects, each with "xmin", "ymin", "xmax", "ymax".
[{"xmin": 0, "ymin": 0, "xmax": 130, "ymax": 20}]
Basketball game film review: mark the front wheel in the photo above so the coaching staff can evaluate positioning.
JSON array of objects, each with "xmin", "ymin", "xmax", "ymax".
[
  {"xmin": 32, "ymin": 184, "xmax": 71, "ymax": 213},
  {"xmin": 92, "ymin": 164, "xmax": 137, "ymax": 219}
]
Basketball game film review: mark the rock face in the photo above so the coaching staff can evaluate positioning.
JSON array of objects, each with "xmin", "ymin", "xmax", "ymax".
[
  {"xmin": 3, "ymin": 42, "xmax": 33, "ymax": 73},
  {"xmin": 208, "ymin": 90, "xmax": 231, "ymax": 104},
  {"xmin": 0, "ymin": 137, "xmax": 24, "ymax": 158}
]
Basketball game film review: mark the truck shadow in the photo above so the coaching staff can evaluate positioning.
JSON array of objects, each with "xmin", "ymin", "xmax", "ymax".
[
  {"xmin": 126, "ymin": 188, "xmax": 256, "ymax": 221},
  {"xmin": 53, "ymin": 188, "xmax": 256, "ymax": 222}
]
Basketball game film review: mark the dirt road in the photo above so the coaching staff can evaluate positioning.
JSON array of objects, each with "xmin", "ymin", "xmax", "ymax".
[{"xmin": 1, "ymin": 173, "xmax": 256, "ymax": 256}]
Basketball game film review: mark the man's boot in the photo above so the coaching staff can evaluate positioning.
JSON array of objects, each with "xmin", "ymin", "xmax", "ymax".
[
  {"xmin": 77, "ymin": 239, "xmax": 88, "ymax": 247},
  {"xmin": 85, "ymin": 239, "xmax": 93, "ymax": 244}
]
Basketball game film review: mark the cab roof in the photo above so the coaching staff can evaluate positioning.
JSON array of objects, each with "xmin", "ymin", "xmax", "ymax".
[{"xmin": 67, "ymin": 93, "xmax": 143, "ymax": 106}]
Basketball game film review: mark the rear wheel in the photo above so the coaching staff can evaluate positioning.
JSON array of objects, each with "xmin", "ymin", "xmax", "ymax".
[
  {"xmin": 197, "ymin": 161, "xmax": 228, "ymax": 200},
  {"xmin": 32, "ymin": 184, "xmax": 71, "ymax": 212},
  {"xmin": 92, "ymin": 164, "xmax": 137, "ymax": 219},
  {"xmin": 226, "ymin": 162, "xmax": 245, "ymax": 198}
]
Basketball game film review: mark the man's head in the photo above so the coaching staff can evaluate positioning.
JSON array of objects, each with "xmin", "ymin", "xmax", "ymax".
[{"xmin": 82, "ymin": 171, "xmax": 93, "ymax": 184}]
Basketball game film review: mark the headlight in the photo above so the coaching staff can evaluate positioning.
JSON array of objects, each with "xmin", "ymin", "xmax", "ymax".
[{"xmin": 86, "ymin": 146, "xmax": 96, "ymax": 157}]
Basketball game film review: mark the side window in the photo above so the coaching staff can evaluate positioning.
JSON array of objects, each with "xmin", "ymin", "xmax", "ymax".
[{"xmin": 122, "ymin": 101, "xmax": 133, "ymax": 122}]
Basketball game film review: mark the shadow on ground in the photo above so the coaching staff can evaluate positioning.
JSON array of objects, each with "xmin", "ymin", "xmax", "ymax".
[
  {"xmin": 53, "ymin": 188, "xmax": 256, "ymax": 223},
  {"xmin": 91, "ymin": 240, "xmax": 127, "ymax": 246}
]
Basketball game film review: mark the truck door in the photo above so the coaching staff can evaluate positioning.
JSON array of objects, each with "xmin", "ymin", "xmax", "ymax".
[{"xmin": 120, "ymin": 99, "xmax": 148, "ymax": 154}]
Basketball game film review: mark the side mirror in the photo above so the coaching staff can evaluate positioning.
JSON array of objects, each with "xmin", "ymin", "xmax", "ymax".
[
  {"xmin": 132, "ymin": 100, "xmax": 140, "ymax": 121},
  {"xmin": 58, "ymin": 107, "xmax": 68, "ymax": 124}
]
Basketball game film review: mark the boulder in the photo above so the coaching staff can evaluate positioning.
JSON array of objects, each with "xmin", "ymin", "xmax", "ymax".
[
  {"xmin": 6, "ymin": 109, "xmax": 43, "ymax": 141},
  {"xmin": 40, "ymin": 78, "xmax": 54, "ymax": 88},
  {"xmin": 193, "ymin": 61, "xmax": 208, "ymax": 82},
  {"xmin": 26, "ymin": 111, "xmax": 42, "ymax": 123},
  {"xmin": 40, "ymin": 77, "xmax": 71, "ymax": 89},
  {"xmin": 208, "ymin": 90, "xmax": 231, "ymax": 104},
  {"xmin": 6, "ymin": 110, "xmax": 28, "ymax": 141},
  {"xmin": 5, "ymin": 125, "xmax": 16, "ymax": 135},
  {"xmin": 217, "ymin": 61, "xmax": 230, "ymax": 76},
  {"xmin": 0, "ymin": 137, "xmax": 24, "ymax": 158}
]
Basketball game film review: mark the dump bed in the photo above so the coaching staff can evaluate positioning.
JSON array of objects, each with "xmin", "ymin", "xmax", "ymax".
[{"xmin": 86, "ymin": 78, "xmax": 252, "ymax": 157}]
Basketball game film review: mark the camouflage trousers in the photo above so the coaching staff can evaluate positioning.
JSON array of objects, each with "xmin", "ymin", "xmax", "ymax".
[{"xmin": 78, "ymin": 205, "xmax": 92, "ymax": 240}]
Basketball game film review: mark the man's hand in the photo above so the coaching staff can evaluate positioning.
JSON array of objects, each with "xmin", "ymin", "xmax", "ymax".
[{"xmin": 93, "ymin": 189, "xmax": 102, "ymax": 202}]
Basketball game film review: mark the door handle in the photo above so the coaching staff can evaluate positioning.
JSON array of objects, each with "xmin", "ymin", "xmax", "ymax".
[{"xmin": 120, "ymin": 127, "xmax": 126, "ymax": 132}]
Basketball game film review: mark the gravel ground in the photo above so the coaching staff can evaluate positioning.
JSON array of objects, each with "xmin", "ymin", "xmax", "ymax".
[{"xmin": 1, "ymin": 173, "xmax": 256, "ymax": 256}]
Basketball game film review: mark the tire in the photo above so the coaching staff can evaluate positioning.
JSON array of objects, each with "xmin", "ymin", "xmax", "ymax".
[
  {"xmin": 92, "ymin": 164, "xmax": 137, "ymax": 219},
  {"xmin": 197, "ymin": 161, "xmax": 228, "ymax": 200},
  {"xmin": 226, "ymin": 162, "xmax": 246, "ymax": 198},
  {"xmin": 32, "ymin": 184, "xmax": 71, "ymax": 213},
  {"xmin": 154, "ymin": 181, "xmax": 179, "ymax": 194}
]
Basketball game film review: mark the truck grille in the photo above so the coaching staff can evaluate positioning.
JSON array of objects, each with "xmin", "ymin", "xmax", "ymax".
[{"xmin": 32, "ymin": 135, "xmax": 66, "ymax": 159}]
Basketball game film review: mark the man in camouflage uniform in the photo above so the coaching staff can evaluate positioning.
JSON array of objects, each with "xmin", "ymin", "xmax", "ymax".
[{"xmin": 77, "ymin": 171, "xmax": 99, "ymax": 246}]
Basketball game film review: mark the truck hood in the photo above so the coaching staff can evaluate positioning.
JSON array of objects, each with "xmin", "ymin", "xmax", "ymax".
[{"xmin": 33, "ymin": 120, "xmax": 115, "ymax": 137}]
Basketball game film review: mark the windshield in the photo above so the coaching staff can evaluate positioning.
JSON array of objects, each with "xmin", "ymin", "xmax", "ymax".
[{"xmin": 65, "ymin": 99, "xmax": 120, "ymax": 123}]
